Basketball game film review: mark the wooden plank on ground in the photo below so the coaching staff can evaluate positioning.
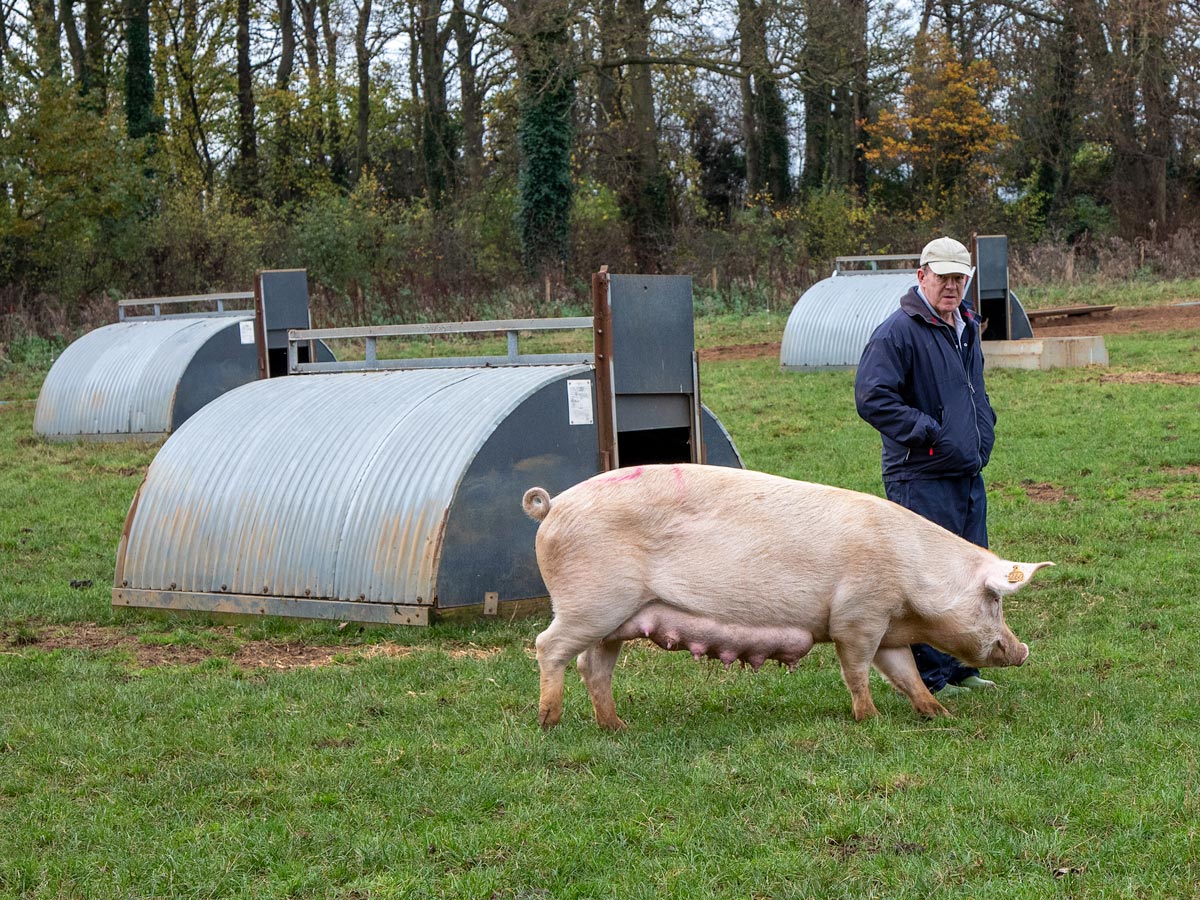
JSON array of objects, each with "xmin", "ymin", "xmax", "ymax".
[{"xmin": 1026, "ymin": 304, "xmax": 1117, "ymax": 321}]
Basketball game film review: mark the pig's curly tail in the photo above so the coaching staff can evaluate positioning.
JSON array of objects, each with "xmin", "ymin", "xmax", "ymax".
[{"xmin": 522, "ymin": 487, "xmax": 552, "ymax": 521}]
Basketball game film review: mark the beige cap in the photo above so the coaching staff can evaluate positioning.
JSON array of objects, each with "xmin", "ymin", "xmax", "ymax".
[{"xmin": 920, "ymin": 236, "xmax": 972, "ymax": 276}]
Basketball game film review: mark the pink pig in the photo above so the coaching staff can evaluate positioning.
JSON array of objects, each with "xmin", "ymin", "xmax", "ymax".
[{"xmin": 523, "ymin": 464, "xmax": 1052, "ymax": 729}]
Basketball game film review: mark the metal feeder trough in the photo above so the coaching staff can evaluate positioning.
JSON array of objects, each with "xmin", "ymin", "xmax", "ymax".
[
  {"xmin": 780, "ymin": 235, "xmax": 1033, "ymax": 370},
  {"xmin": 112, "ymin": 272, "xmax": 743, "ymax": 625},
  {"xmin": 34, "ymin": 270, "xmax": 333, "ymax": 441}
]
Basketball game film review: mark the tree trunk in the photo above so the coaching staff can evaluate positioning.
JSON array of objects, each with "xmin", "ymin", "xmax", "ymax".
[
  {"xmin": 1140, "ymin": 0, "xmax": 1171, "ymax": 231},
  {"xmin": 83, "ymin": 0, "xmax": 105, "ymax": 104},
  {"xmin": 297, "ymin": 0, "xmax": 327, "ymax": 172},
  {"xmin": 738, "ymin": 0, "xmax": 789, "ymax": 203},
  {"xmin": 61, "ymin": 0, "xmax": 85, "ymax": 84},
  {"xmin": 1031, "ymin": 2, "xmax": 1080, "ymax": 228},
  {"xmin": 592, "ymin": 0, "xmax": 621, "ymax": 189},
  {"xmin": 277, "ymin": 0, "xmax": 296, "ymax": 90},
  {"xmin": 234, "ymin": 0, "xmax": 259, "ymax": 199},
  {"xmin": 1075, "ymin": 0, "xmax": 1158, "ymax": 237},
  {"xmin": 418, "ymin": 0, "xmax": 453, "ymax": 205},
  {"xmin": 620, "ymin": 0, "xmax": 670, "ymax": 270},
  {"xmin": 847, "ymin": 0, "xmax": 868, "ymax": 194},
  {"xmin": 511, "ymin": 0, "xmax": 575, "ymax": 277},
  {"xmin": 0, "ymin": 1, "xmax": 9, "ymax": 197},
  {"xmin": 319, "ymin": 0, "xmax": 348, "ymax": 185},
  {"xmin": 354, "ymin": 0, "xmax": 373, "ymax": 179},
  {"xmin": 32, "ymin": 0, "xmax": 62, "ymax": 79},
  {"xmin": 799, "ymin": 0, "xmax": 861, "ymax": 195},
  {"xmin": 123, "ymin": 0, "xmax": 155, "ymax": 138},
  {"xmin": 450, "ymin": 0, "xmax": 483, "ymax": 188}
]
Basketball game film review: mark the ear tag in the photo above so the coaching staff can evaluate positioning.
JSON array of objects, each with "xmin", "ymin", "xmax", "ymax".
[{"xmin": 1007, "ymin": 566, "xmax": 1025, "ymax": 584}]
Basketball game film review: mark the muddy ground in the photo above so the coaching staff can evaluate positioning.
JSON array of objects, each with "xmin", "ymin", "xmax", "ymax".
[{"xmin": 2, "ymin": 622, "xmax": 501, "ymax": 669}]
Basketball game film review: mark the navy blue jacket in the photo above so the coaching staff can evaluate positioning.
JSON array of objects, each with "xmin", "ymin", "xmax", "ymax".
[{"xmin": 855, "ymin": 286, "xmax": 996, "ymax": 482}]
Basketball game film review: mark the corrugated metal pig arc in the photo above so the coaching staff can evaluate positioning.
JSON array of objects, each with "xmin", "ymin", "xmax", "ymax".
[
  {"xmin": 35, "ymin": 316, "xmax": 252, "ymax": 438},
  {"xmin": 124, "ymin": 369, "xmax": 470, "ymax": 599},
  {"xmin": 269, "ymin": 369, "xmax": 480, "ymax": 601},
  {"xmin": 780, "ymin": 273, "xmax": 916, "ymax": 370},
  {"xmin": 118, "ymin": 365, "xmax": 591, "ymax": 607},
  {"xmin": 333, "ymin": 367, "xmax": 565, "ymax": 603},
  {"xmin": 779, "ymin": 271, "xmax": 1034, "ymax": 370}
]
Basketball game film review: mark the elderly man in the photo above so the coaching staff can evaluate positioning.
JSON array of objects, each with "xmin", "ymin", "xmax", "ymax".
[{"xmin": 854, "ymin": 236, "xmax": 999, "ymax": 696}]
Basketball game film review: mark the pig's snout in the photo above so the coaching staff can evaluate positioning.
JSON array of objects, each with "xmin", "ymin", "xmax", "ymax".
[{"xmin": 989, "ymin": 637, "xmax": 1029, "ymax": 667}]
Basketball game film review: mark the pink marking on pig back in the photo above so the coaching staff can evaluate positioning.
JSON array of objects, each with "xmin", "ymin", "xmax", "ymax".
[
  {"xmin": 601, "ymin": 465, "xmax": 644, "ymax": 484},
  {"xmin": 672, "ymin": 464, "xmax": 687, "ymax": 499}
]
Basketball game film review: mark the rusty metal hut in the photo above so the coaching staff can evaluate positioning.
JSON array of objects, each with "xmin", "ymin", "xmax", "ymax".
[
  {"xmin": 34, "ymin": 270, "xmax": 333, "ymax": 441},
  {"xmin": 113, "ymin": 273, "xmax": 742, "ymax": 625}
]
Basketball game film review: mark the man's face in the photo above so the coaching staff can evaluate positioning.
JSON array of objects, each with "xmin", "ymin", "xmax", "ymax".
[{"xmin": 916, "ymin": 266, "xmax": 966, "ymax": 321}]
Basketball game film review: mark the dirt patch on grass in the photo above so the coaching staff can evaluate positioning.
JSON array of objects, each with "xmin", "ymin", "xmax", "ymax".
[
  {"xmin": 826, "ymin": 833, "xmax": 926, "ymax": 861},
  {"xmin": 1098, "ymin": 371, "xmax": 1200, "ymax": 386},
  {"xmin": 1031, "ymin": 302, "xmax": 1200, "ymax": 336},
  {"xmin": 1164, "ymin": 465, "xmax": 1200, "ymax": 476},
  {"xmin": 1022, "ymin": 481, "xmax": 1073, "ymax": 502},
  {"xmin": 1131, "ymin": 487, "xmax": 1166, "ymax": 500},
  {"xmin": 4, "ymin": 622, "xmax": 499, "ymax": 669},
  {"xmin": 699, "ymin": 341, "xmax": 782, "ymax": 362}
]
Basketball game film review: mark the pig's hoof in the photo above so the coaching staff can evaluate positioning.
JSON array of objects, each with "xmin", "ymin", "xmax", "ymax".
[
  {"xmin": 852, "ymin": 705, "xmax": 879, "ymax": 722},
  {"xmin": 538, "ymin": 707, "xmax": 562, "ymax": 730},
  {"xmin": 915, "ymin": 700, "xmax": 950, "ymax": 718},
  {"xmin": 596, "ymin": 714, "xmax": 627, "ymax": 731}
]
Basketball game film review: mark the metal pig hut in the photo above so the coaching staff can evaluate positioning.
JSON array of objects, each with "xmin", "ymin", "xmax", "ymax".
[
  {"xmin": 34, "ymin": 269, "xmax": 333, "ymax": 441},
  {"xmin": 112, "ymin": 272, "xmax": 743, "ymax": 626},
  {"xmin": 780, "ymin": 235, "xmax": 1035, "ymax": 370}
]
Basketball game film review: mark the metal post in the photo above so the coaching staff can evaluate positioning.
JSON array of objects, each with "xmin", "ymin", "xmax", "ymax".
[
  {"xmin": 253, "ymin": 272, "xmax": 268, "ymax": 379},
  {"xmin": 592, "ymin": 267, "xmax": 618, "ymax": 471},
  {"xmin": 507, "ymin": 331, "xmax": 519, "ymax": 361},
  {"xmin": 690, "ymin": 351, "xmax": 706, "ymax": 464}
]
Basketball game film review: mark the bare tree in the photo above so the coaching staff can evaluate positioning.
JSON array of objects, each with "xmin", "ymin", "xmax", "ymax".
[
  {"xmin": 277, "ymin": 0, "xmax": 295, "ymax": 89},
  {"xmin": 233, "ymin": 0, "xmax": 259, "ymax": 198}
]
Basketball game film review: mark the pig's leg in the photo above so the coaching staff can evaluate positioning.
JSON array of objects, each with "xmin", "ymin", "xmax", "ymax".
[
  {"xmin": 832, "ymin": 638, "xmax": 881, "ymax": 721},
  {"xmin": 535, "ymin": 612, "xmax": 631, "ymax": 729},
  {"xmin": 872, "ymin": 646, "xmax": 949, "ymax": 718},
  {"xmin": 576, "ymin": 639, "xmax": 627, "ymax": 731},
  {"xmin": 535, "ymin": 617, "xmax": 584, "ymax": 729}
]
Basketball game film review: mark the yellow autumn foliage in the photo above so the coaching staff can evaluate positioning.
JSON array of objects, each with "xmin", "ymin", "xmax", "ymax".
[{"xmin": 865, "ymin": 32, "xmax": 1012, "ymax": 221}]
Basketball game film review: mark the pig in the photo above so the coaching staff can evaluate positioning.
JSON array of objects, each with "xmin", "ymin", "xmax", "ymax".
[{"xmin": 522, "ymin": 463, "xmax": 1053, "ymax": 729}]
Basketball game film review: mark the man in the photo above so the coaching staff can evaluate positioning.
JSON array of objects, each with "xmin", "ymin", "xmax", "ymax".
[{"xmin": 854, "ymin": 236, "xmax": 998, "ymax": 696}]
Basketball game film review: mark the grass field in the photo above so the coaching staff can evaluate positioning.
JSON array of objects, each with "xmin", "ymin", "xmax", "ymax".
[{"xmin": 1, "ymin": 297, "xmax": 1199, "ymax": 898}]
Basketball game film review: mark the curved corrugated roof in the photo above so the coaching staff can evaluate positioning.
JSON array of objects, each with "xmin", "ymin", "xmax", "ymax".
[
  {"xmin": 34, "ymin": 316, "xmax": 252, "ymax": 439},
  {"xmin": 779, "ymin": 272, "xmax": 915, "ymax": 369},
  {"xmin": 779, "ymin": 273, "xmax": 1034, "ymax": 368},
  {"xmin": 118, "ymin": 364, "xmax": 592, "ymax": 606}
]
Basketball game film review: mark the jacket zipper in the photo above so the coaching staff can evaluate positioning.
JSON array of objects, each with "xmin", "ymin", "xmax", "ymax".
[{"xmin": 936, "ymin": 316, "xmax": 983, "ymax": 469}]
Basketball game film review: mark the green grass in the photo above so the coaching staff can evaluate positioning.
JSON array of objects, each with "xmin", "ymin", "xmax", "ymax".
[{"xmin": 2, "ymin": 294, "xmax": 1200, "ymax": 898}]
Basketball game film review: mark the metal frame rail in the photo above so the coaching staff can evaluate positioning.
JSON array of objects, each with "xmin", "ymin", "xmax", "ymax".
[
  {"xmin": 286, "ymin": 317, "xmax": 595, "ymax": 374},
  {"xmin": 117, "ymin": 291, "xmax": 255, "ymax": 321},
  {"xmin": 834, "ymin": 254, "xmax": 922, "ymax": 275}
]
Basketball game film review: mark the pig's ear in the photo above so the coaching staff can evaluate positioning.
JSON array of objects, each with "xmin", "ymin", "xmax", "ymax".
[{"xmin": 985, "ymin": 560, "xmax": 1055, "ymax": 596}]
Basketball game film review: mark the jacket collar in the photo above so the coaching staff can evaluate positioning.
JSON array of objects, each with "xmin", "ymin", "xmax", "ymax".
[{"xmin": 900, "ymin": 285, "xmax": 975, "ymax": 329}]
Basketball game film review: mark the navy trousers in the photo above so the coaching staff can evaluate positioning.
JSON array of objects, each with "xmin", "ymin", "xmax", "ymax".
[{"xmin": 884, "ymin": 474, "xmax": 988, "ymax": 691}]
